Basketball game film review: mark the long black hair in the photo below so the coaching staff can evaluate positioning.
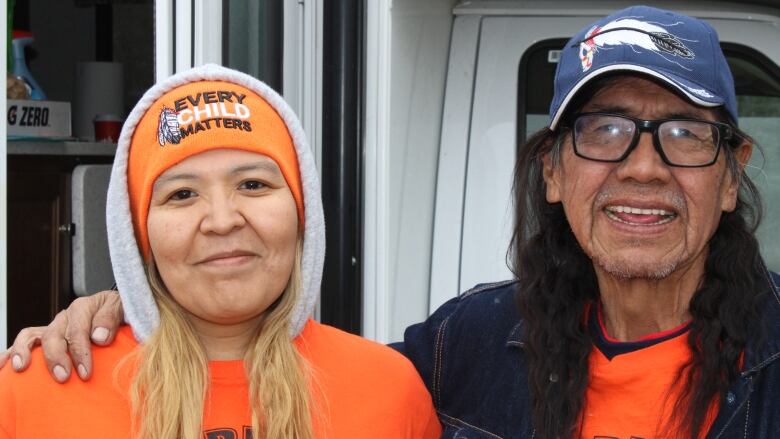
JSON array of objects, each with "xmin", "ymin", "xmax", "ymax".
[{"xmin": 510, "ymin": 75, "xmax": 766, "ymax": 438}]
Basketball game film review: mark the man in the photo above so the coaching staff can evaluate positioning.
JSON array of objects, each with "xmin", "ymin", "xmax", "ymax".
[{"xmin": 3, "ymin": 6, "xmax": 779, "ymax": 438}]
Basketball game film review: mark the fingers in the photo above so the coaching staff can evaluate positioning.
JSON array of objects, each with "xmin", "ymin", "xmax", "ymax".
[
  {"xmin": 1, "ymin": 290, "xmax": 123, "ymax": 383},
  {"xmin": 6, "ymin": 326, "xmax": 46, "ymax": 373},
  {"xmin": 62, "ymin": 291, "xmax": 124, "ymax": 381},
  {"xmin": 41, "ymin": 310, "xmax": 73, "ymax": 383},
  {"xmin": 89, "ymin": 290, "xmax": 124, "ymax": 346},
  {"xmin": 62, "ymin": 295, "xmax": 103, "ymax": 381}
]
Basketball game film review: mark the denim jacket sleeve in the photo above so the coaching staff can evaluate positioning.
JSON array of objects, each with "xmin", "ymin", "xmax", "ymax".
[
  {"xmin": 706, "ymin": 270, "xmax": 780, "ymax": 438},
  {"xmin": 400, "ymin": 294, "xmax": 461, "ymax": 409},
  {"xmin": 400, "ymin": 281, "xmax": 535, "ymax": 438}
]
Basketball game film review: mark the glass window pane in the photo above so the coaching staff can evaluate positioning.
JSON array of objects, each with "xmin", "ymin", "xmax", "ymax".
[
  {"xmin": 520, "ymin": 40, "xmax": 566, "ymax": 140},
  {"xmin": 223, "ymin": 0, "xmax": 283, "ymax": 91},
  {"xmin": 726, "ymin": 47, "xmax": 780, "ymax": 272}
]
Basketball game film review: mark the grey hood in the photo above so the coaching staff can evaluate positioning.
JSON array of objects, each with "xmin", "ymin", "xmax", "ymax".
[{"xmin": 106, "ymin": 64, "xmax": 325, "ymax": 341}]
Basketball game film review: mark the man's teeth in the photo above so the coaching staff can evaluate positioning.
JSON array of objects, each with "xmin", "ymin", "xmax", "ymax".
[
  {"xmin": 605, "ymin": 205, "xmax": 674, "ymax": 216},
  {"xmin": 604, "ymin": 205, "xmax": 677, "ymax": 225}
]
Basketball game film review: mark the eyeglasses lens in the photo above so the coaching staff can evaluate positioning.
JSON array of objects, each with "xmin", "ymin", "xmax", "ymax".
[
  {"xmin": 658, "ymin": 121, "xmax": 719, "ymax": 166},
  {"xmin": 574, "ymin": 115, "xmax": 634, "ymax": 161}
]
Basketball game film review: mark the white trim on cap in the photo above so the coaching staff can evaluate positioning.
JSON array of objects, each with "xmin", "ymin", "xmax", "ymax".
[{"xmin": 549, "ymin": 64, "xmax": 721, "ymax": 130}]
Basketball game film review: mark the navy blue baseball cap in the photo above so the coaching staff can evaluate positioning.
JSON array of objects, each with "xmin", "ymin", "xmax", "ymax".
[{"xmin": 549, "ymin": 5, "xmax": 737, "ymax": 129}]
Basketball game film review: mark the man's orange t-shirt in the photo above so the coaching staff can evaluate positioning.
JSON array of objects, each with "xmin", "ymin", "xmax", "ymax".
[
  {"xmin": 579, "ymin": 305, "xmax": 717, "ymax": 439},
  {"xmin": 0, "ymin": 320, "xmax": 441, "ymax": 438}
]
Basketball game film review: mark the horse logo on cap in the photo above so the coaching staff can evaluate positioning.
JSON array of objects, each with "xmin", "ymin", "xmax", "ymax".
[{"xmin": 579, "ymin": 18, "xmax": 695, "ymax": 72}]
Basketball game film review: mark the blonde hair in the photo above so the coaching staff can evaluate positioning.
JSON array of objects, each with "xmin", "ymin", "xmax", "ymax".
[{"xmin": 127, "ymin": 239, "xmax": 313, "ymax": 439}]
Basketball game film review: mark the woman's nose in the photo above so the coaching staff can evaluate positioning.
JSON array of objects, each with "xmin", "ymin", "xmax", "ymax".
[{"xmin": 200, "ymin": 195, "xmax": 246, "ymax": 235}]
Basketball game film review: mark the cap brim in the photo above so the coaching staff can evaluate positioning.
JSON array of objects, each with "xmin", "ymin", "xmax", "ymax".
[{"xmin": 549, "ymin": 64, "xmax": 725, "ymax": 130}]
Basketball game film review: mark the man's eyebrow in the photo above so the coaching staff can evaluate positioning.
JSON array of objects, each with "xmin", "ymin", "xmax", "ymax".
[
  {"xmin": 584, "ymin": 105, "xmax": 710, "ymax": 120},
  {"xmin": 231, "ymin": 161, "xmax": 283, "ymax": 176},
  {"xmin": 663, "ymin": 110, "xmax": 710, "ymax": 120},
  {"xmin": 584, "ymin": 104, "xmax": 628, "ymax": 114}
]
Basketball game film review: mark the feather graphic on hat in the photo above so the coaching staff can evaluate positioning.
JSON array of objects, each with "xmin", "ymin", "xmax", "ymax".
[
  {"xmin": 648, "ymin": 31, "xmax": 694, "ymax": 58},
  {"xmin": 157, "ymin": 107, "xmax": 181, "ymax": 146},
  {"xmin": 579, "ymin": 18, "xmax": 695, "ymax": 71}
]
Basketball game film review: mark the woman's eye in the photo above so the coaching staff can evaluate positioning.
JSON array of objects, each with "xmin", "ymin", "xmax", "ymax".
[
  {"xmin": 169, "ymin": 189, "xmax": 196, "ymax": 201},
  {"xmin": 240, "ymin": 180, "xmax": 266, "ymax": 191}
]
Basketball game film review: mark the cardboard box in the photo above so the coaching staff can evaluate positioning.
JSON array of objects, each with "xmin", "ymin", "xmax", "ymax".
[{"xmin": 6, "ymin": 99, "xmax": 72, "ymax": 139}]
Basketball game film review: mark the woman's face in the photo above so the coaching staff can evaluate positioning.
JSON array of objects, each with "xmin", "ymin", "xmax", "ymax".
[{"xmin": 147, "ymin": 149, "xmax": 299, "ymax": 327}]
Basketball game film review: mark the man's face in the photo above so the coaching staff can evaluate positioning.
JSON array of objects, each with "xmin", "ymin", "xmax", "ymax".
[{"xmin": 543, "ymin": 76, "xmax": 751, "ymax": 280}]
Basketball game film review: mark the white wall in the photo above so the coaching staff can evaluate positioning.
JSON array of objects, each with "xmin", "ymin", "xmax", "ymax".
[
  {"xmin": 156, "ymin": 0, "xmax": 173, "ymax": 80},
  {"xmin": 283, "ymin": 0, "xmax": 323, "ymax": 170},
  {"xmin": 364, "ymin": 0, "xmax": 458, "ymax": 343},
  {"xmin": 282, "ymin": 0, "xmax": 324, "ymax": 320},
  {"xmin": 1, "ymin": 1, "xmax": 7, "ymax": 349}
]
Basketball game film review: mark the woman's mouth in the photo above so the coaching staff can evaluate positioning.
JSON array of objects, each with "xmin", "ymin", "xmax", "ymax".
[
  {"xmin": 198, "ymin": 250, "xmax": 257, "ymax": 266},
  {"xmin": 604, "ymin": 205, "xmax": 677, "ymax": 226}
]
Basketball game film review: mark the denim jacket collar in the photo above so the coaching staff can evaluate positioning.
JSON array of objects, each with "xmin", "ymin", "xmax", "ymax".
[{"xmin": 505, "ymin": 265, "xmax": 780, "ymax": 377}]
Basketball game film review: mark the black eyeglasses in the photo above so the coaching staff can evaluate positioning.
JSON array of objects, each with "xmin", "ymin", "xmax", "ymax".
[{"xmin": 569, "ymin": 113, "xmax": 735, "ymax": 168}]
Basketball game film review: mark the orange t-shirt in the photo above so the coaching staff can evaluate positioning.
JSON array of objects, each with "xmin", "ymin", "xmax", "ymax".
[
  {"xmin": 0, "ymin": 320, "xmax": 441, "ymax": 438},
  {"xmin": 580, "ymin": 327, "xmax": 717, "ymax": 439}
]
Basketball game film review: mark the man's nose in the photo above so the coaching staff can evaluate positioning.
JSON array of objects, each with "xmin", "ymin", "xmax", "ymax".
[
  {"xmin": 200, "ymin": 195, "xmax": 246, "ymax": 234},
  {"xmin": 614, "ymin": 132, "xmax": 672, "ymax": 184}
]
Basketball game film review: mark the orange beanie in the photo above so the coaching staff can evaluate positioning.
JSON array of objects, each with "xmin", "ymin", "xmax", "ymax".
[{"xmin": 127, "ymin": 80, "xmax": 303, "ymax": 259}]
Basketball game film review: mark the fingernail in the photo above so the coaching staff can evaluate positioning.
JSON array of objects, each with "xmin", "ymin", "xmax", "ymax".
[
  {"xmin": 53, "ymin": 365, "xmax": 69, "ymax": 382},
  {"xmin": 12, "ymin": 355, "xmax": 22, "ymax": 371},
  {"xmin": 92, "ymin": 327, "xmax": 109, "ymax": 343},
  {"xmin": 77, "ymin": 364, "xmax": 88, "ymax": 379}
]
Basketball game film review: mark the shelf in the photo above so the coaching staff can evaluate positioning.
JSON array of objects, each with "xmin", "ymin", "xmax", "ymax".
[{"xmin": 7, "ymin": 139, "xmax": 117, "ymax": 157}]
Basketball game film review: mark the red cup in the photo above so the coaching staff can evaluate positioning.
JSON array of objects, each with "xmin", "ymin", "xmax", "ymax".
[{"xmin": 94, "ymin": 114, "xmax": 123, "ymax": 143}]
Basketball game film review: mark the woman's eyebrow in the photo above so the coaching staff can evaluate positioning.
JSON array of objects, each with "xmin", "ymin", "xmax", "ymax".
[
  {"xmin": 153, "ymin": 173, "xmax": 199, "ymax": 190},
  {"xmin": 231, "ymin": 161, "xmax": 283, "ymax": 176},
  {"xmin": 153, "ymin": 161, "xmax": 283, "ymax": 190}
]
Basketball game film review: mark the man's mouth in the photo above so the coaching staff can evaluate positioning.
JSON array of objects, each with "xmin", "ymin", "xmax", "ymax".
[{"xmin": 604, "ymin": 205, "xmax": 677, "ymax": 226}]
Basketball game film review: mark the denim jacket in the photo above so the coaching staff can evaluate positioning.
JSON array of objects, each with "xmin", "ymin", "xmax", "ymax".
[{"xmin": 399, "ymin": 270, "xmax": 780, "ymax": 438}]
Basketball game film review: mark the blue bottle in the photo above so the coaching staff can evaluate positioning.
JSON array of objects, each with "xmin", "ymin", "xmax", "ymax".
[{"xmin": 12, "ymin": 31, "xmax": 47, "ymax": 100}]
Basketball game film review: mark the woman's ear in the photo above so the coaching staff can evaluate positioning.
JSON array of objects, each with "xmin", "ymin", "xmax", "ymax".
[
  {"xmin": 542, "ymin": 150, "xmax": 562, "ymax": 203},
  {"xmin": 721, "ymin": 137, "xmax": 753, "ymax": 212}
]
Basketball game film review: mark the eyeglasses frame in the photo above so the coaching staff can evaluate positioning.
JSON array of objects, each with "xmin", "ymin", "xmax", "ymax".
[{"xmin": 567, "ymin": 112, "xmax": 736, "ymax": 168}]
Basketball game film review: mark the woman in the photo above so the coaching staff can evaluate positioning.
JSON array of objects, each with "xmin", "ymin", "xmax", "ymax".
[{"xmin": 0, "ymin": 65, "xmax": 440, "ymax": 438}]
